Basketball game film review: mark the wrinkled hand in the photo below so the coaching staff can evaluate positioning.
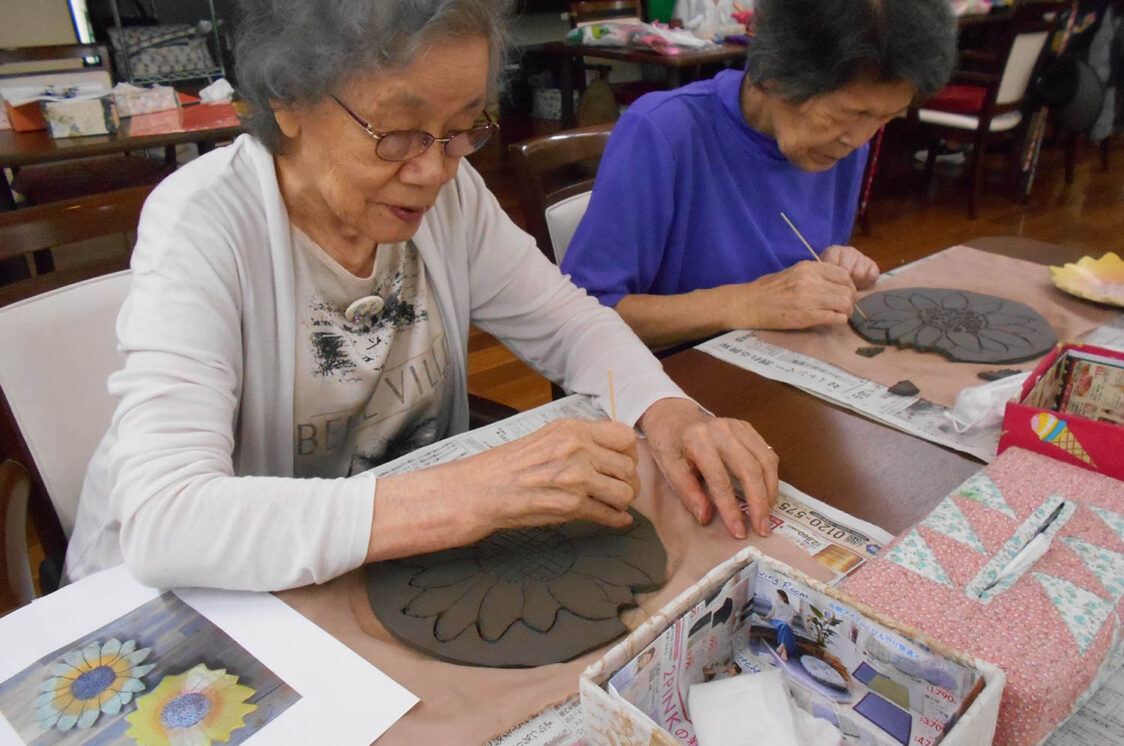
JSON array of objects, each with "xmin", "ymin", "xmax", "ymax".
[
  {"xmin": 730, "ymin": 260, "xmax": 856, "ymax": 330},
  {"xmin": 638, "ymin": 398, "xmax": 778, "ymax": 539},
  {"xmin": 820, "ymin": 245, "xmax": 880, "ymax": 290},
  {"xmin": 368, "ymin": 419, "xmax": 641, "ymax": 561}
]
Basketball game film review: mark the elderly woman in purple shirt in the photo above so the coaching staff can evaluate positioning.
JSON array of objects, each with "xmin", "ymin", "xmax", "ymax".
[{"xmin": 562, "ymin": 0, "xmax": 957, "ymax": 349}]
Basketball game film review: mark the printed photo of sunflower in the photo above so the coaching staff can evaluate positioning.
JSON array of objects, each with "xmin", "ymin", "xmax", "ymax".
[
  {"xmin": 0, "ymin": 592, "xmax": 300, "ymax": 745},
  {"xmin": 126, "ymin": 664, "xmax": 257, "ymax": 746},
  {"xmin": 33, "ymin": 638, "xmax": 154, "ymax": 731}
]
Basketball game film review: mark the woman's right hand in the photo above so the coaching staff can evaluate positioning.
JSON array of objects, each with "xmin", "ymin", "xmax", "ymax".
[
  {"xmin": 724, "ymin": 260, "xmax": 857, "ymax": 330},
  {"xmin": 365, "ymin": 418, "xmax": 641, "ymax": 562}
]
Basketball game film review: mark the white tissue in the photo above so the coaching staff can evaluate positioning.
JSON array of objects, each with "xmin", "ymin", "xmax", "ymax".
[
  {"xmin": 944, "ymin": 371, "xmax": 1030, "ymax": 433},
  {"xmin": 688, "ymin": 669, "xmax": 842, "ymax": 746},
  {"xmin": 199, "ymin": 78, "xmax": 234, "ymax": 103}
]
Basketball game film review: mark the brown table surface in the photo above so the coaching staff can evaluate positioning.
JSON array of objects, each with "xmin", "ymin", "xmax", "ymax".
[
  {"xmin": 0, "ymin": 117, "xmax": 242, "ymax": 170},
  {"xmin": 660, "ymin": 236, "xmax": 1089, "ymax": 536},
  {"xmin": 281, "ymin": 236, "xmax": 1086, "ymax": 744},
  {"xmin": 0, "ymin": 111, "xmax": 243, "ymax": 210},
  {"xmin": 542, "ymin": 41, "xmax": 747, "ymax": 127},
  {"xmin": 541, "ymin": 40, "xmax": 748, "ymax": 68}
]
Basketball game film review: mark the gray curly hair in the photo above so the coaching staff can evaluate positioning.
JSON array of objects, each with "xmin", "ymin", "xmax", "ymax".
[
  {"xmin": 745, "ymin": 0, "xmax": 958, "ymax": 103},
  {"xmin": 234, "ymin": 0, "xmax": 512, "ymax": 152}
]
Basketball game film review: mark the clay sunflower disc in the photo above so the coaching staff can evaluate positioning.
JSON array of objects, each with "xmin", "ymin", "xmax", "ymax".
[
  {"xmin": 365, "ymin": 510, "xmax": 667, "ymax": 667},
  {"xmin": 850, "ymin": 288, "xmax": 1056, "ymax": 364}
]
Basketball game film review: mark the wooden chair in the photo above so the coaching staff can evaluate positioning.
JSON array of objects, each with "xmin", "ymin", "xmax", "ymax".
[
  {"xmin": 508, "ymin": 122, "xmax": 615, "ymax": 264},
  {"xmin": 911, "ymin": 2, "xmax": 1066, "ymax": 218},
  {"xmin": 0, "ymin": 184, "xmax": 151, "ymax": 300},
  {"xmin": 1, "ymin": 459, "xmax": 35, "ymax": 613}
]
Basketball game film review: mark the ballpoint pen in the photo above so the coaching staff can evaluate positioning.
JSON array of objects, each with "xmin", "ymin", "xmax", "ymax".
[{"xmin": 978, "ymin": 501, "xmax": 1067, "ymax": 596}]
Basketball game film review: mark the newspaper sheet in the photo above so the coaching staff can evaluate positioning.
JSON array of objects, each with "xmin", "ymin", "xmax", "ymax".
[
  {"xmin": 698, "ymin": 330, "xmax": 1003, "ymax": 461},
  {"xmin": 375, "ymin": 394, "xmax": 892, "ymax": 585},
  {"xmin": 604, "ymin": 560, "xmax": 983, "ymax": 746},
  {"xmin": 1045, "ymin": 665, "xmax": 1124, "ymax": 745}
]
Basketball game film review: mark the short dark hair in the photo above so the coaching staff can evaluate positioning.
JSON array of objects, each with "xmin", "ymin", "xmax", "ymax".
[
  {"xmin": 234, "ymin": 0, "xmax": 512, "ymax": 152},
  {"xmin": 745, "ymin": 0, "xmax": 957, "ymax": 102}
]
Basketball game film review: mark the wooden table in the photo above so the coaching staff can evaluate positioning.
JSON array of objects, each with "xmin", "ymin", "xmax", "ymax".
[
  {"xmin": 542, "ymin": 41, "xmax": 747, "ymax": 127},
  {"xmin": 0, "ymin": 107, "xmax": 243, "ymax": 211},
  {"xmin": 661, "ymin": 236, "xmax": 1086, "ymax": 535}
]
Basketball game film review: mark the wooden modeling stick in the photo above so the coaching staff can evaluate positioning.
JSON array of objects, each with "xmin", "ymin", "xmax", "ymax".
[{"xmin": 780, "ymin": 212, "xmax": 870, "ymax": 321}]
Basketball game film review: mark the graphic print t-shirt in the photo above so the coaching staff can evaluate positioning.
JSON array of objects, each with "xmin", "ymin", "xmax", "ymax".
[{"xmin": 291, "ymin": 226, "xmax": 450, "ymax": 478}]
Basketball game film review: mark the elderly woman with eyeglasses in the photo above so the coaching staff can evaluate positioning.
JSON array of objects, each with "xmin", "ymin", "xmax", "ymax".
[{"xmin": 64, "ymin": 0, "xmax": 779, "ymax": 592}]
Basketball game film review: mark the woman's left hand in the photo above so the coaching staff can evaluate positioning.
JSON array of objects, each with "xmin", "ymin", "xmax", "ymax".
[
  {"xmin": 638, "ymin": 397, "xmax": 778, "ymax": 538},
  {"xmin": 821, "ymin": 245, "xmax": 880, "ymax": 290}
]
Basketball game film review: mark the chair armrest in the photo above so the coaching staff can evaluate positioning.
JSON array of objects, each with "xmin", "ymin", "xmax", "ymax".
[
  {"xmin": 467, "ymin": 394, "xmax": 520, "ymax": 430},
  {"xmin": 1, "ymin": 459, "xmax": 35, "ymax": 610}
]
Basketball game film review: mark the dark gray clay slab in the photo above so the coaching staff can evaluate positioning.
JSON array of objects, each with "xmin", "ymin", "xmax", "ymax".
[
  {"xmin": 851, "ymin": 288, "xmax": 1056, "ymax": 364},
  {"xmin": 365, "ymin": 510, "xmax": 666, "ymax": 668}
]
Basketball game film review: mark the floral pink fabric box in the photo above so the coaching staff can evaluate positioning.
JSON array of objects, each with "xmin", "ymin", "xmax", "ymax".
[{"xmin": 841, "ymin": 447, "xmax": 1124, "ymax": 746}]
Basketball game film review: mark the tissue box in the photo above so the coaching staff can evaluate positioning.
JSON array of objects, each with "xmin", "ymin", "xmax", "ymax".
[
  {"xmin": 581, "ymin": 547, "xmax": 1004, "ymax": 746},
  {"xmin": 999, "ymin": 342, "xmax": 1124, "ymax": 480},
  {"xmin": 112, "ymin": 82, "xmax": 180, "ymax": 117},
  {"xmin": 3, "ymin": 100, "xmax": 47, "ymax": 132},
  {"xmin": 842, "ymin": 448, "xmax": 1124, "ymax": 746},
  {"xmin": 41, "ymin": 95, "xmax": 119, "ymax": 138}
]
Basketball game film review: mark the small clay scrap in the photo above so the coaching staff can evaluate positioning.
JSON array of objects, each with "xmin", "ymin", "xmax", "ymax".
[
  {"xmin": 851, "ymin": 288, "xmax": 1056, "ymax": 364},
  {"xmin": 977, "ymin": 368, "xmax": 1024, "ymax": 381},
  {"xmin": 855, "ymin": 346, "xmax": 886, "ymax": 358},
  {"xmin": 365, "ymin": 510, "xmax": 667, "ymax": 667},
  {"xmin": 888, "ymin": 380, "xmax": 920, "ymax": 397}
]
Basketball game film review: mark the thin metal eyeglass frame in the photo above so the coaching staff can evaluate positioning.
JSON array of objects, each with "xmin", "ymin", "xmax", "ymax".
[{"xmin": 330, "ymin": 94, "xmax": 498, "ymax": 161}]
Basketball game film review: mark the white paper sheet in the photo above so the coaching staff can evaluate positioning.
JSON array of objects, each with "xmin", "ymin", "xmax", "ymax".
[{"xmin": 0, "ymin": 565, "xmax": 417, "ymax": 745}]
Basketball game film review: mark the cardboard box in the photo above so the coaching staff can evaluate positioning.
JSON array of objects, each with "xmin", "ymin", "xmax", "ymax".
[
  {"xmin": 581, "ymin": 547, "xmax": 1004, "ymax": 746},
  {"xmin": 41, "ymin": 95, "xmax": 119, "ymax": 138},
  {"xmin": 999, "ymin": 343, "xmax": 1124, "ymax": 480},
  {"xmin": 3, "ymin": 100, "xmax": 46, "ymax": 131}
]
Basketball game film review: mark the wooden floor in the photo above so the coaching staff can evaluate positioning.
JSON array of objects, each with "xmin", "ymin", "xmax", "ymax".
[{"xmin": 464, "ymin": 127, "xmax": 1124, "ymax": 412}]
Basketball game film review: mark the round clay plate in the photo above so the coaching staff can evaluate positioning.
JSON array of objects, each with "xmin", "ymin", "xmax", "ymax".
[
  {"xmin": 800, "ymin": 655, "xmax": 848, "ymax": 690},
  {"xmin": 1049, "ymin": 252, "xmax": 1124, "ymax": 308},
  {"xmin": 365, "ymin": 510, "xmax": 666, "ymax": 668},
  {"xmin": 851, "ymin": 287, "xmax": 1057, "ymax": 364}
]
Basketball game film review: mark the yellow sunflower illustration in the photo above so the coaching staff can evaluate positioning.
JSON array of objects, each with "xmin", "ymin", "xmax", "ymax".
[
  {"xmin": 125, "ymin": 664, "xmax": 257, "ymax": 746},
  {"xmin": 34, "ymin": 638, "xmax": 154, "ymax": 731}
]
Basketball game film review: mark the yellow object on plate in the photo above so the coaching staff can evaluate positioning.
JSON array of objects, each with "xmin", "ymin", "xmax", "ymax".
[{"xmin": 1049, "ymin": 252, "xmax": 1124, "ymax": 307}]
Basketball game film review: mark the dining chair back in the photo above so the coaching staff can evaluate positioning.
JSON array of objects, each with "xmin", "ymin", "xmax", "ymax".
[
  {"xmin": 0, "ymin": 271, "xmax": 131, "ymax": 548},
  {"xmin": 508, "ymin": 122, "xmax": 614, "ymax": 264},
  {"xmin": 0, "ymin": 459, "xmax": 34, "ymax": 612},
  {"xmin": 0, "ymin": 185, "xmax": 150, "ymax": 303},
  {"xmin": 913, "ymin": 1, "xmax": 1065, "ymax": 217}
]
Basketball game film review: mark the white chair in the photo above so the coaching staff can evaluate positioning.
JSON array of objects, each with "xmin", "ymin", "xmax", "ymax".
[
  {"xmin": 912, "ymin": 2, "xmax": 1063, "ymax": 218},
  {"xmin": 544, "ymin": 191, "xmax": 594, "ymax": 266},
  {"xmin": 0, "ymin": 271, "xmax": 130, "ymax": 541}
]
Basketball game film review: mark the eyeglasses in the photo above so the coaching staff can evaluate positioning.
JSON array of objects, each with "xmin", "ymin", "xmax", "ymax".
[{"xmin": 331, "ymin": 94, "xmax": 498, "ymax": 162}]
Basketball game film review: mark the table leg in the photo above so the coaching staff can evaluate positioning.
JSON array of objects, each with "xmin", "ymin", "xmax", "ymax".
[
  {"xmin": 0, "ymin": 170, "xmax": 16, "ymax": 212},
  {"xmin": 197, "ymin": 141, "xmax": 216, "ymax": 157},
  {"xmin": 560, "ymin": 56, "xmax": 577, "ymax": 129}
]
